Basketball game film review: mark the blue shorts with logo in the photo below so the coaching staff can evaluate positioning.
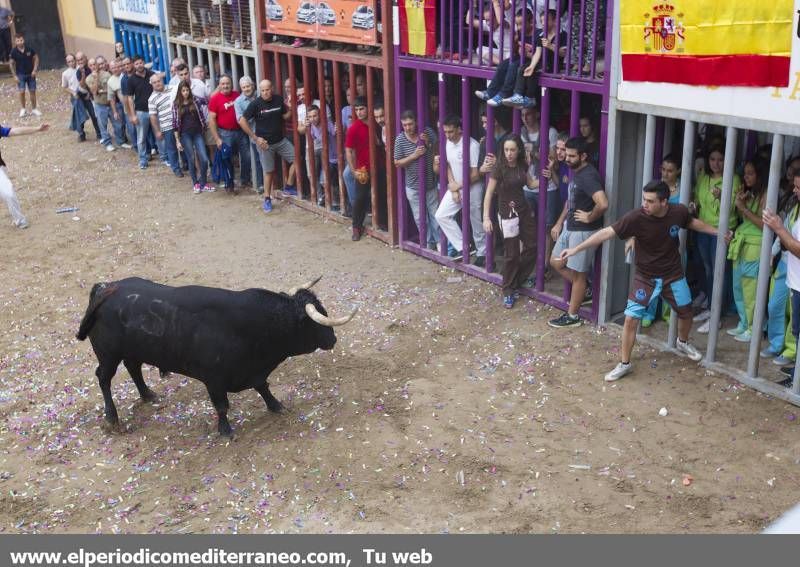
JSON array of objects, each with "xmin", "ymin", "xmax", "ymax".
[{"xmin": 625, "ymin": 275, "xmax": 693, "ymax": 320}]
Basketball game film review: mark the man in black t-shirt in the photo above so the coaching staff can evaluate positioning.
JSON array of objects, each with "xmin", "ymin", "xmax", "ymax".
[
  {"xmin": 8, "ymin": 33, "xmax": 39, "ymax": 117},
  {"xmin": 239, "ymin": 79, "xmax": 296, "ymax": 214},
  {"xmin": 124, "ymin": 56, "xmax": 155, "ymax": 169},
  {"xmin": 549, "ymin": 137, "xmax": 608, "ymax": 328},
  {"xmin": 558, "ymin": 180, "xmax": 725, "ymax": 382}
]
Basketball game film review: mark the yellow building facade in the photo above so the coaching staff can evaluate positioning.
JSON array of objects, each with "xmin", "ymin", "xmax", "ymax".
[{"xmin": 57, "ymin": 0, "xmax": 115, "ymax": 59}]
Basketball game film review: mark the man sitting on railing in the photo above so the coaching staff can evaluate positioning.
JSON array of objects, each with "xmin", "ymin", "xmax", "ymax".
[{"xmin": 473, "ymin": 6, "xmax": 538, "ymax": 108}]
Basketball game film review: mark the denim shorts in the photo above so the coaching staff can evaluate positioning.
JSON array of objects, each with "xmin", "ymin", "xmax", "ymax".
[{"xmin": 16, "ymin": 74, "xmax": 36, "ymax": 92}]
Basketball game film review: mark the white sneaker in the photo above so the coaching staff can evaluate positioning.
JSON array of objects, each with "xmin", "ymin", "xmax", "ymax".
[
  {"xmin": 605, "ymin": 362, "xmax": 632, "ymax": 382},
  {"xmin": 693, "ymin": 309, "xmax": 711, "ymax": 322},
  {"xmin": 733, "ymin": 329, "xmax": 752, "ymax": 343},
  {"xmin": 696, "ymin": 319, "xmax": 720, "ymax": 334},
  {"xmin": 726, "ymin": 325, "xmax": 746, "ymax": 336},
  {"xmin": 120, "ymin": 143, "xmax": 132, "ymax": 149},
  {"xmin": 760, "ymin": 347, "xmax": 778, "ymax": 359},
  {"xmin": 106, "ymin": 144, "xmax": 116, "ymax": 152},
  {"xmin": 18, "ymin": 108, "xmax": 26, "ymax": 117},
  {"xmin": 30, "ymin": 108, "xmax": 42, "ymax": 117},
  {"xmin": 676, "ymin": 339, "xmax": 703, "ymax": 361},
  {"xmin": 773, "ymin": 355, "xmax": 793, "ymax": 366}
]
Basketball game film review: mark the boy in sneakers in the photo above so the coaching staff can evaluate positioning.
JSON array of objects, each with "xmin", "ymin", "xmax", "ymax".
[{"xmin": 557, "ymin": 180, "xmax": 725, "ymax": 381}]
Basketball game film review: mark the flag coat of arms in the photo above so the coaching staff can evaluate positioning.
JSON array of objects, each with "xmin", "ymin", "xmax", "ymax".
[
  {"xmin": 621, "ymin": 1, "xmax": 794, "ymax": 86},
  {"xmin": 399, "ymin": 0, "xmax": 437, "ymax": 56}
]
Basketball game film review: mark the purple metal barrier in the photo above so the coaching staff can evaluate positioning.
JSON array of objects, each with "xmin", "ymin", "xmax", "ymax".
[{"xmin": 394, "ymin": 1, "xmax": 612, "ymax": 319}]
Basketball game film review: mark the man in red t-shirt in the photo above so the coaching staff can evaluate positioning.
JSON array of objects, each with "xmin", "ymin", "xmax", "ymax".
[
  {"xmin": 208, "ymin": 75, "xmax": 250, "ymax": 191},
  {"xmin": 344, "ymin": 96, "xmax": 371, "ymax": 241}
]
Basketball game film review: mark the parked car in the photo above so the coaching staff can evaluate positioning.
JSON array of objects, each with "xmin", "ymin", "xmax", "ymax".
[
  {"xmin": 266, "ymin": 0, "xmax": 284, "ymax": 21},
  {"xmin": 351, "ymin": 5, "xmax": 374, "ymax": 30},
  {"xmin": 317, "ymin": 2, "xmax": 337, "ymax": 25},
  {"xmin": 296, "ymin": 1, "xmax": 317, "ymax": 24}
]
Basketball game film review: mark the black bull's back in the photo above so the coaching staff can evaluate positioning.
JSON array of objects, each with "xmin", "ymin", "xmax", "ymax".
[{"xmin": 76, "ymin": 277, "xmax": 348, "ymax": 436}]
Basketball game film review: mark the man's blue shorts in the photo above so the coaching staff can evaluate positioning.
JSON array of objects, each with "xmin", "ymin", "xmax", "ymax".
[{"xmin": 16, "ymin": 74, "xmax": 36, "ymax": 92}]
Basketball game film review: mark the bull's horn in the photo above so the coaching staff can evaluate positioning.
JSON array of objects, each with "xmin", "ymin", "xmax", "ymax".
[
  {"xmin": 288, "ymin": 276, "xmax": 323, "ymax": 295},
  {"xmin": 305, "ymin": 303, "xmax": 358, "ymax": 327}
]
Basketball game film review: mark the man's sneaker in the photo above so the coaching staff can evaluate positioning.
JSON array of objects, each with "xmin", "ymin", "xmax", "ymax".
[
  {"xmin": 548, "ymin": 313, "xmax": 582, "ymax": 328},
  {"xmin": 773, "ymin": 355, "xmax": 794, "ymax": 366},
  {"xmin": 262, "ymin": 198, "xmax": 273, "ymax": 213},
  {"xmin": 760, "ymin": 347, "xmax": 779, "ymax": 359},
  {"xmin": 30, "ymin": 109, "xmax": 42, "ymax": 117},
  {"xmin": 726, "ymin": 325, "xmax": 746, "ymax": 336},
  {"xmin": 351, "ymin": 226, "xmax": 362, "ymax": 241},
  {"xmin": 139, "ymin": 163, "xmax": 148, "ymax": 170},
  {"xmin": 14, "ymin": 219, "xmax": 29, "ymax": 229},
  {"xmin": 474, "ymin": 255, "xmax": 486, "ymax": 268},
  {"xmin": 582, "ymin": 287, "xmax": 593, "ymax": 305},
  {"xmin": 474, "ymin": 90, "xmax": 490, "ymax": 101},
  {"xmin": 106, "ymin": 144, "xmax": 116, "ymax": 152},
  {"xmin": 282, "ymin": 184, "xmax": 298, "ymax": 196},
  {"xmin": 693, "ymin": 309, "xmax": 711, "ymax": 322},
  {"xmin": 120, "ymin": 143, "xmax": 132, "ymax": 149},
  {"xmin": 676, "ymin": 338, "xmax": 703, "ymax": 362},
  {"xmin": 503, "ymin": 294, "xmax": 515, "ymax": 309},
  {"xmin": 501, "ymin": 94, "xmax": 526, "ymax": 107},
  {"xmin": 18, "ymin": 108, "xmax": 26, "ymax": 117},
  {"xmin": 150, "ymin": 148, "xmax": 157, "ymax": 156},
  {"xmin": 193, "ymin": 183, "xmax": 202, "ymax": 194},
  {"xmin": 202, "ymin": 184, "xmax": 216, "ymax": 193},
  {"xmin": 733, "ymin": 329, "xmax": 752, "ymax": 343},
  {"xmin": 486, "ymin": 94, "xmax": 503, "ymax": 107},
  {"xmin": 777, "ymin": 376, "xmax": 794, "ymax": 388},
  {"xmin": 173, "ymin": 169, "xmax": 184, "ymax": 178},
  {"xmin": 780, "ymin": 366, "xmax": 795, "ymax": 377},
  {"xmin": 605, "ymin": 362, "xmax": 632, "ymax": 382}
]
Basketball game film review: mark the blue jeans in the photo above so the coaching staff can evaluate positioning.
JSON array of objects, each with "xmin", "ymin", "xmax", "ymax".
[
  {"xmin": 135, "ymin": 110, "xmax": 152, "ymax": 167},
  {"xmin": 110, "ymin": 102, "xmax": 126, "ymax": 146},
  {"xmin": 343, "ymin": 164, "xmax": 356, "ymax": 211},
  {"xmin": 16, "ymin": 74, "xmax": 36, "ymax": 91},
  {"xmin": 695, "ymin": 231, "xmax": 734, "ymax": 313},
  {"xmin": 404, "ymin": 184, "xmax": 440, "ymax": 246},
  {"xmin": 486, "ymin": 58, "xmax": 520, "ymax": 98},
  {"xmin": 218, "ymin": 128, "xmax": 250, "ymax": 186},
  {"xmin": 93, "ymin": 103, "xmax": 112, "ymax": 146},
  {"xmin": 124, "ymin": 112, "xmax": 137, "ymax": 149},
  {"xmin": 157, "ymin": 129, "xmax": 180, "ymax": 173},
  {"xmin": 250, "ymin": 140, "xmax": 263, "ymax": 189},
  {"xmin": 767, "ymin": 258, "xmax": 789, "ymax": 354},
  {"xmin": 180, "ymin": 132, "xmax": 209, "ymax": 185}
]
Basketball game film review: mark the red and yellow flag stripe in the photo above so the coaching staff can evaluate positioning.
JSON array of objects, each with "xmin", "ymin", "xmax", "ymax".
[
  {"xmin": 399, "ymin": 0, "xmax": 437, "ymax": 57},
  {"xmin": 621, "ymin": 1, "xmax": 794, "ymax": 86}
]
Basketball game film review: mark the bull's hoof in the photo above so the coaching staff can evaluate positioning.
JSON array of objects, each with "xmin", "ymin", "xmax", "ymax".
[
  {"xmin": 141, "ymin": 389, "xmax": 160, "ymax": 403},
  {"xmin": 101, "ymin": 416, "xmax": 124, "ymax": 434},
  {"xmin": 266, "ymin": 399, "xmax": 284, "ymax": 413},
  {"xmin": 218, "ymin": 421, "xmax": 234, "ymax": 438}
]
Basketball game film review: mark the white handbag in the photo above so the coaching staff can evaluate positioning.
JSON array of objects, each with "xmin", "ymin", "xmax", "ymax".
[{"xmin": 499, "ymin": 203, "xmax": 520, "ymax": 238}]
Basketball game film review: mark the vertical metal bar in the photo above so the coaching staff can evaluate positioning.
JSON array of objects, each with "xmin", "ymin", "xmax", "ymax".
[
  {"xmin": 209, "ymin": 49, "xmax": 218, "ymax": 86},
  {"xmin": 232, "ymin": 54, "xmax": 240, "ymax": 86},
  {"xmin": 554, "ymin": 0, "xmax": 563, "ymax": 75},
  {"xmin": 477, "ymin": 0, "xmax": 485, "ymax": 65},
  {"xmin": 653, "ymin": 117, "xmax": 665, "ymax": 180},
  {"xmin": 415, "ymin": 69, "xmax": 427, "ymax": 246},
  {"xmin": 485, "ymin": 104, "xmax": 496, "ymax": 272},
  {"xmin": 441, "ymin": 73, "xmax": 449, "ymax": 253},
  {"xmin": 563, "ymin": 89, "xmax": 580, "ymax": 302},
  {"xmin": 577, "ymin": 0, "xmax": 586, "ymax": 76},
  {"xmin": 668, "ymin": 120, "xmax": 696, "ymax": 347},
  {"xmin": 663, "ymin": 118, "xmax": 674, "ymax": 159},
  {"xmin": 244, "ymin": 57, "xmax": 252, "ymax": 82},
  {"xmin": 288, "ymin": 55, "xmax": 302, "ymax": 195},
  {"xmin": 383, "ymin": 0, "xmax": 398, "ymax": 243},
  {"xmin": 590, "ymin": 0, "xmax": 599, "ymax": 79},
  {"xmin": 317, "ymin": 57, "xmax": 332, "ymax": 212},
  {"xmin": 367, "ymin": 68, "xmax": 379, "ymax": 230},
  {"xmin": 396, "ymin": 65, "xmax": 407, "ymax": 244},
  {"xmin": 642, "ymin": 115, "xmax": 656, "ymax": 188},
  {"xmin": 302, "ymin": 56, "xmax": 317, "ymax": 205},
  {"xmin": 536, "ymin": 86, "xmax": 551, "ymax": 292},
  {"xmin": 467, "ymin": 0, "xmax": 474, "ymax": 65},
  {"xmin": 748, "ymin": 135, "xmax": 784, "ymax": 377},
  {"xmin": 440, "ymin": 0, "xmax": 446, "ymax": 62},
  {"xmin": 461, "ymin": 74, "xmax": 471, "ymax": 259},
  {"xmin": 333, "ymin": 62, "xmax": 346, "ymax": 216},
  {"xmin": 704, "ymin": 126, "xmax": 738, "ymax": 364}
]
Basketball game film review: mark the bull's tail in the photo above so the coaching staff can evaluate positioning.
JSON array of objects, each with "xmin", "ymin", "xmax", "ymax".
[{"xmin": 75, "ymin": 283, "xmax": 117, "ymax": 341}]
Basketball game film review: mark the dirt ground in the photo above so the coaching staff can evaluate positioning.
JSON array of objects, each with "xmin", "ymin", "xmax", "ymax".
[{"xmin": 1, "ymin": 72, "xmax": 799, "ymax": 534}]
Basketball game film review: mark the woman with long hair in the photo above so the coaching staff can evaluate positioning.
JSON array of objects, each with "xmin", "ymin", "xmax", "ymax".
[
  {"xmin": 173, "ymin": 81, "xmax": 213, "ymax": 194},
  {"xmin": 691, "ymin": 145, "xmax": 741, "ymax": 332},
  {"xmin": 727, "ymin": 159, "xmax": 768, "ymax": 342},
  {"xmin": 482, "ymin": 134, "xmax": 538, "ymax": 308}
]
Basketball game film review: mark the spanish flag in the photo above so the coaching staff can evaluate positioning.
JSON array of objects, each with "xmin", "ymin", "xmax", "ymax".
[
  {"xmin": 621, "ymin": 1, "xmax": 794, "ymax": 87},
  {"xmin": 399, "ymin": 0, "xmax": 436, "ymax": 56}
]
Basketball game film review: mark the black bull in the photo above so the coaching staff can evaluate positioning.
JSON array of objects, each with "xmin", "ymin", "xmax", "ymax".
[{"xmin": 76, "ymin": 277, "xmax": 356, "ymax": 436}]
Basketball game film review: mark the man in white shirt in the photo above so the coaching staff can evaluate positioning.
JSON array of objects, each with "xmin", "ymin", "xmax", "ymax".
[
  {"xmin": 169, "ymin": 63, "xmax": 210, "ymax": 102},
  {"xmin": 434, "ymin": 114, "xmax": 486, "ymax": 267}
]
